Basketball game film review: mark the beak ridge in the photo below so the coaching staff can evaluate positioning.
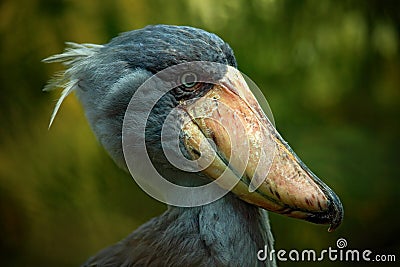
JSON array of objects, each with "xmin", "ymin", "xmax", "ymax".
[{"xmin": 180, "ymin": 66, "xmax": 343, "ymax": 230}]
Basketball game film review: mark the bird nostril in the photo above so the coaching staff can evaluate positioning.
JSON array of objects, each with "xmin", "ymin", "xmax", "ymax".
[{"xmin": 191, "ymin": 147, "xmax": 201, "ymax": 158}]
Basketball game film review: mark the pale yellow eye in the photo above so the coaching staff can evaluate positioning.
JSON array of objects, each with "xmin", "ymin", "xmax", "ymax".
[{"xmin": 180, "ymin": 72, "xmax": 198, "ymax": 88}]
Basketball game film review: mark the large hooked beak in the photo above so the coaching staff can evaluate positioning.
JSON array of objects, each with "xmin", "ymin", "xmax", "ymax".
[{"xmin": 179, "ymin": 66, "xmax": 343, "ymax": 231}]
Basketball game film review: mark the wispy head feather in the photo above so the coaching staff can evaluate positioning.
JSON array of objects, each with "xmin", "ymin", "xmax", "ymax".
[{"xmin": 43, "ymin": 42, "xmax": 103, "ymax": 128}]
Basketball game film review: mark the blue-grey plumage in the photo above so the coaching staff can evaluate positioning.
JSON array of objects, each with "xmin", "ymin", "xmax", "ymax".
[
  {"xmin": 81, "ymin": 194, "xmax": 275, "ymax": 266},
  {"xmin": 43, "ymin": 24, "xmax": 342, "ymax": 267}
]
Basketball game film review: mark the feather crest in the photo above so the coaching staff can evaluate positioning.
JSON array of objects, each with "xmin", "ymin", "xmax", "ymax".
[{"xmin": 43, "ymin": 42, "xmax": 103, "ymax": 128}]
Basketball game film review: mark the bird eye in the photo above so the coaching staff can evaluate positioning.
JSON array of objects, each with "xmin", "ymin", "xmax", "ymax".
[{"xmin": 180, "ymin": 72, "xmax": 198, "ymax": 89}]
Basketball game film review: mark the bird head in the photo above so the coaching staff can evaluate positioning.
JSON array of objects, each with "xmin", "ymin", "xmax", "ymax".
[{"xmin": 44, "ymin": 25, "xmax": 343, "ymax": 231}]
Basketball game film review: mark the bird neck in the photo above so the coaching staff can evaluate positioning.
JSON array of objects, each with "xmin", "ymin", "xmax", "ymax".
[
  {"xmin": 165, "ymin": 192, "xmax": 276, "ymax": 266},
  {"xmin": 109, "ymin": 192, "xmax": 277, "ymax": 266}
]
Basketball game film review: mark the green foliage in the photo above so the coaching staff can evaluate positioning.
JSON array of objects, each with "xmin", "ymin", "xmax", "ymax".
[{"xmin": 0, "ymin": 0, "xmax": 399, "ymax": 266}]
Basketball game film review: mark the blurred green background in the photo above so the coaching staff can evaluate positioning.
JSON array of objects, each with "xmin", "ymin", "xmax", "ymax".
[{"xmin": 0, "ymin": 0, "xmax": 399, "ymax": 266}]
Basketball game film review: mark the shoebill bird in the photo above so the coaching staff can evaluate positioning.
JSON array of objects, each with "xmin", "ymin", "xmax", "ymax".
[{"xmin": 43, "ymin": 25, "xmax": 343, "ymax": 267}]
